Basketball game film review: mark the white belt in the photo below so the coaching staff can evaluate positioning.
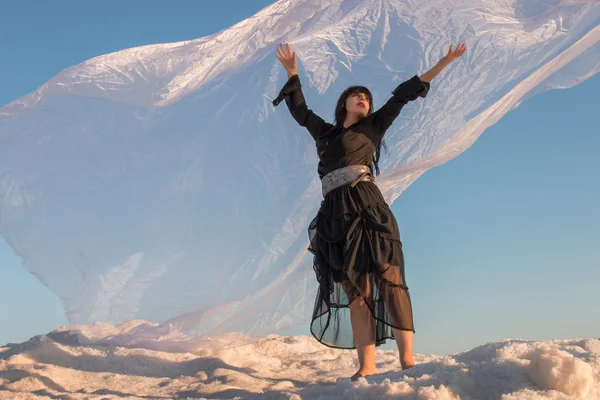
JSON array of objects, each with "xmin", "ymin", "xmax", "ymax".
[{"xmin": 321, "ymin": 165, "xmax": 375, "ymax": 197}]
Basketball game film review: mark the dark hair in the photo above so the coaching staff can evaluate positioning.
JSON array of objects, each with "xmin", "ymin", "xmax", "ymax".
[{"xmin": 333, "ymin": 86, "xmax": 387, "ymax": 176}]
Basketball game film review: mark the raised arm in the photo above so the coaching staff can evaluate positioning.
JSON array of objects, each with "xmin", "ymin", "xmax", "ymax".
[
  {"xmin": 272, "ymin": 43, "xmax": 333, "ymax": 140},
  {"xmin": 369, "ymin": 42, "xmax": 467, "ymax": 135},
  {"xmin": 368, "ymin": 75, "xmax": 431, "ymax": 135}
]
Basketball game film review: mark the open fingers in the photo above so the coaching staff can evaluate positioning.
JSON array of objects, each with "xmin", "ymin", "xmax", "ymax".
[
  {"xmin": 449, "ymin": 43, "xmax": 466, "ymax": 56},
  {"xmin": 277, "ymin": 43, "xmax": 294, "ymax": 58},
  {"xmin": 279, "ymin": 43, "xmax": 289, "ymax": 58},
  {"xmin": 277, "ymin": 43, "xmax": 287, "ymax": 57}
]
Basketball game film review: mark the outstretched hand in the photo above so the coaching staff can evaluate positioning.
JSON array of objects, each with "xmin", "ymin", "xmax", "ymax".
[
  {"xmin": 442, "ymin": 43, "xmax": 467, "ymax": 64},
  {"xmin": 419, "ymin": 43, "xmax": 467, "ymax": 82},
  {"xmin": 276, "ymin": 43, "xmax": 298, "ymax": 76}
]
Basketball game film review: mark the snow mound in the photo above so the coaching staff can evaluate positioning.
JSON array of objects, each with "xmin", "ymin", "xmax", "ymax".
[
  {"xmin": 0, "ymin": 0, "xmax": 599, "ymax": 350},
  {"xmin": 0, "ymin": 325, "xmax": 598, "ymax": 399}
]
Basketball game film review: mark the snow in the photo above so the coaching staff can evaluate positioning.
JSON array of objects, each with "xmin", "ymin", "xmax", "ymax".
[
  {"xmin": 0, "ymin": 323, "xmax": 598, "ymax": 399},
  {"xmin": 0, "ymin": 0, "xmax": 599, "ymax": 356}
]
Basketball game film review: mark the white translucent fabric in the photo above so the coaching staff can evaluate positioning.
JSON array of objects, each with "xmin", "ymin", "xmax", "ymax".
[{"xmin": 1, "ymin": 0, "xmax": 598, "ymax": 350}]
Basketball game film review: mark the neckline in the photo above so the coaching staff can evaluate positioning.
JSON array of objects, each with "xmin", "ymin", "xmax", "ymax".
[
  {"xmin": 335, "ymin": 120, "xmax": 360, "ymax": 133},
  {"xmin": 342, "ymin": 120, "xmax": 360, "ymax": 130}
]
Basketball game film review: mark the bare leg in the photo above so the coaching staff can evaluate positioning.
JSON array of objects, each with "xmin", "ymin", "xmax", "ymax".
[
  {"xmin": 377, "ymin": 264, "xmax": 416, "ymax": 370},
  {"xmin": 342, "ymin": 279, "xmax": 377, "ymax": 380},
  {"xmin": 349, "ymin": 295, "xmax": 377, "ymax": 380},
  {"xmin": 392, "ymin": 328, "xmax": 415, "ymax": 370}
]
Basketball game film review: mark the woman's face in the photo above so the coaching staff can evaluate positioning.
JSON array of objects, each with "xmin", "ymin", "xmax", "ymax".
[{"xmin": 345, "ymin": 92, "xmax": 370, "ymax": 117}]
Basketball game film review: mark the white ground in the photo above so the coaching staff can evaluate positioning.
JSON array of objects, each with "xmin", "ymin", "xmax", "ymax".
[{"xmin": 0, "ymin": 323, "xmax": 598, "ymax": 399}]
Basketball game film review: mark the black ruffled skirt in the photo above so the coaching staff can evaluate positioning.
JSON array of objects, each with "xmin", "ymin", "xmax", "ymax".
[{"xmin": 308, "ymin": 180, "xmax": 415, "ymax": 349}]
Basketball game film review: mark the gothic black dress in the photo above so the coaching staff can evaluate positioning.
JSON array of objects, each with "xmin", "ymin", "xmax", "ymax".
[{"xmin": 274, "ymin": 73, "xmax": 430, "ymax": 349}]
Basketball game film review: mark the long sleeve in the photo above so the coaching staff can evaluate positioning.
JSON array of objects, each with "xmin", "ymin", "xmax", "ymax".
[
  {"xmin": 368, "ymin": 75, "xmax": 430, "ymax": 136},
  {"xmin": 272, "ymin": 74, "xmax": 333, "ymax": 140}
]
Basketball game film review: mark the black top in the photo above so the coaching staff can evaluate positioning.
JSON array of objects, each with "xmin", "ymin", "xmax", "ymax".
[{"xmin": 273, "ymin": 74, "xmax": 430, "ymax": 179}]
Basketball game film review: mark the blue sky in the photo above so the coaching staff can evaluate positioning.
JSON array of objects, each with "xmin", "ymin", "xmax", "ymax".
[{"xmin": 0, "ymin": 1, "xmax": 598, "ymax": 355}]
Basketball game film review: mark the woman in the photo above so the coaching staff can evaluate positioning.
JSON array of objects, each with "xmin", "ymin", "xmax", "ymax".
[{"xmin": 274, "ymin": 42, "xmax": 466, "ymax": 380}]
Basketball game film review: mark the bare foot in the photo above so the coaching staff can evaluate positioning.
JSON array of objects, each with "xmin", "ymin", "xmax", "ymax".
[
  {"xmin": 401, "ymin": 354, "xmax": 415, "ymax": 370},
  {"xmin": 350, "ymin": 367, "xmax": 377, "ymax": 381}
]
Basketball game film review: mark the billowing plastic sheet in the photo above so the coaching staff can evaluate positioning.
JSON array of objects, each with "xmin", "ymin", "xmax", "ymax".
[{"xmin": 1, "ymin": 0, "xmax": 598, "ymax": 349}]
